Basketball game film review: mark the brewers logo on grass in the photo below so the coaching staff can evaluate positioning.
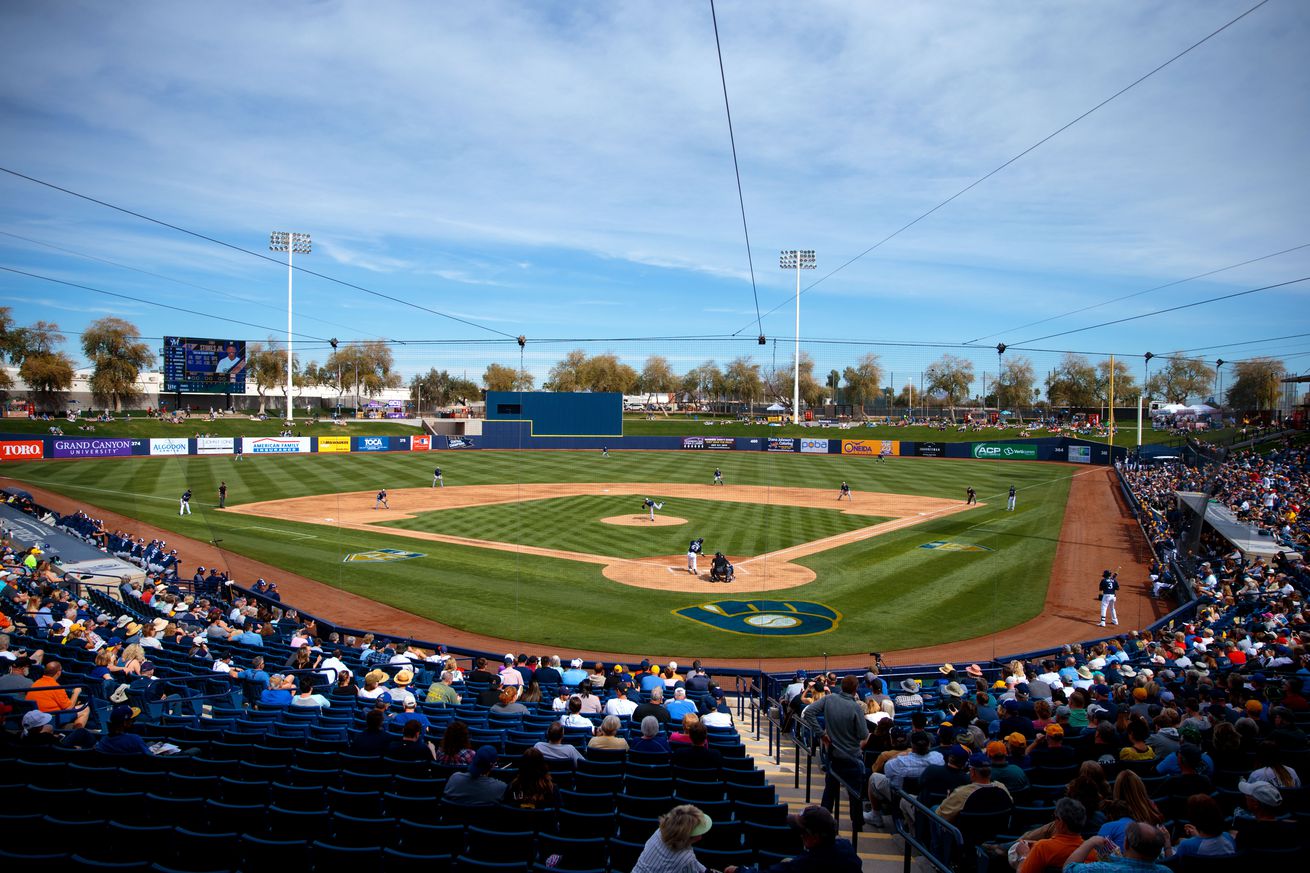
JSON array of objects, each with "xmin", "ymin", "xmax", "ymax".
[
  {"xmin": 343, "ymin": 549, "xmax": 426, "ymax": 563},
  {"xmin": 674, "ymin": 600, "xmax": 841, "ymax": 636},
  {"xmin": 919, "ymin": 541, "xmax": 992, "ymax": 552}
]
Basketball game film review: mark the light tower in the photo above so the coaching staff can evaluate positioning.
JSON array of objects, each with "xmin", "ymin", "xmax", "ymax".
[
  {"xmin": 269, "ymin": 231, "xmax": 311, "ymax": 423},
  {"xmin": 779, "ymin": 249, "xmax": 816, "ymax": 425}
]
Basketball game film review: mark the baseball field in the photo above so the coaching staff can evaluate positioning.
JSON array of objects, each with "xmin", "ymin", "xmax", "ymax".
[{"xmin": 0, "ymin": 448, "xmax": 1151, "ymax": 660}]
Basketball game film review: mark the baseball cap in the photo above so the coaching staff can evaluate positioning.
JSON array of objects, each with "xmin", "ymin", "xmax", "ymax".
[
  {"xmin": 788, "ymin": 805, "xmax": 836, "ymax": 839},
  {"xmin": 469, "ymin": 745, "xmax": 499, "ymax": 775},
  {"xmin": 1005, "ymin": 732, "xmax": 1027, "ymax": 746},
  {"xmin": 967, "ymin": 752, "xmax": 992, "ymax": 770},
  {"xmin": 1238, "ymin": 779, "xmax": 1282, "ymax": 807},
  {"xmin": 985, "ymin": 741, "xmax": 1008, "ymax": 758},
  {"xmin": 110, "ymin": 704, "xmax": 141, "ymax": 723},
  {"xmin": 1044, "ymin": 724, "xmax": 1064, "ymax": 737},
  {"xmin": 22, "ymin": 710, "xmax": 52, "ymax": 732},
  {"xmin": 689, "ymin": 811, "xmax": 714, "ymax": 837},
  {"xmin": 570, "ymin": 658, "xmax": 583, "ymax": 668}
]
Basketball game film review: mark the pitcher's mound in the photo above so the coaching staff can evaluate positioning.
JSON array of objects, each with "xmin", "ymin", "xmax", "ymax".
[{"xmin": 601, "ymin": 514, "xmax": 687, "ymax": 527}]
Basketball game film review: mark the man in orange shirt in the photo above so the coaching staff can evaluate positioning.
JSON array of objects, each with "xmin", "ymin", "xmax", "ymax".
[
  {"xmin": 26, "ymin": 660, "xmax": 88, "ymax": 728},
  {"xmin": 1014, "ymin": 798, "xmax": 1096, "ymax": 873}
]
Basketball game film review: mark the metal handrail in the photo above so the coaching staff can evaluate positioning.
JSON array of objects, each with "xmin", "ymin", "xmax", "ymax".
[{"xmin": 890, "ymin": 784, "xmax": 964, "ymax": 873}]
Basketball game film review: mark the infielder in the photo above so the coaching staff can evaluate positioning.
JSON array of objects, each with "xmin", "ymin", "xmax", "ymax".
[
  {"xmin": 602, "ymin": 446, "xmax": 609, "ymax": 458},
  {"xmin": 965, "ymin": 486, "xmax": 977, "ymax": 505},
  {"xmin": 713, "ymin": 467, "xmax": 723, "ymax": 486},
  {"xmin": 1097, "ymin": 569, "xmax": 1120, "ymax": 627},
  {"xmin": 837, "ymin": 481, "xmax": 851, "ymax": 501},
  {"xmin": 374, "ymin": 488, "xmax": 390, "ymax": 510},
  {"xmin": 687, "ymin": 537, "xmax": 704, "ymax": 575},
  {"xmin": 218, "ymin": 481, "xmax": 227, "ymax": 509},
  {"xmin": 1007, "ymin": 485, "xmax": 1016, "ymax": 511},
  {"xmin": 179, "ymin": 488, "xmax": 193, "ymax": 516},
  {"xmin": 234, "ymin": 440, "xmax": 244, "ymax": 462},
  {"xmin": 642, "ymin": 497, "xmax": 664, "ymax": 522},
  {"xmin": 432, "ymin": 466, "xmax": 443, "ymax": 488}
]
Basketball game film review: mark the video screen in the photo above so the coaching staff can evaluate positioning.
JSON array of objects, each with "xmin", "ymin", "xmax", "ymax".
[{"xmin": 162, "ymin": 336, "xmax": 247, "ymax": 394}]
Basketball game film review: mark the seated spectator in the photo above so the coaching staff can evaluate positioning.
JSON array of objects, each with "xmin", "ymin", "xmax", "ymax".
[
  {"xmin": 96, "ymin": 705, "xmax": 151, "ymax": 756},
  {"xmin": 604, "ymin": 685, "xmax": 638, "ymax": 719},
  {"xmin": 443, "ymin": 745, "xmax": 507, "ymax": 806},
  {"xmin": 290, "ymin": 677, "xmax": 330, "ymax": 708},
  {"xmin": 387, "ymin": 669, "xmax": 417, "ymax": 707},
  {"xmin": 1013, "ymin": 798, "xmax": 1096, "ymax": 873},
  {"xmin": 1232, "ymin": 779, "xmax": 1297, "ymax": 852},
  {"xmin": 631, "ymin": 715, "xmax": 671, "ymax": 755},
  {"xmin": 987, "ymin": 740, "xmax": 1031, "ymax": 795},
  {"xmin": 632, "ymin": 804, "xmax": 713, "ymax": 873},
  {"xmin": 573, "ymin": 682, "xmax": 603, "ymax": 714},
  {"xmin": 1060, "ymin": 762, "xmax": 1111, "ymax": 832},
  {"xmin": 935, "ymin": 752, "xmax": 1010, "ymax": 823},
  {"xmin": 724, "ymin": 804, "xmax": 861, "ymax": 873},
  {"xmin": 1170, "ymin": 794, "xmax": 1236, "ymax": 859},
  {"xmin": 672, "ymin": 721, "xmax": 723, "ymax": 771},
  {"xmin": 260, "ymin": 674, "xmax": 297, "ymax": 707},
  {"xmin": 589, "ymin": 715, "xmax": 629, "ymax": 751},
  {"xmin": 26, "ymin": 660, "xmax": 88, "ymax": 728},
  {"xmin": 1118, "ymin": 720, "xmax": 1155, "ymax": 762},
  {"xmin": 632, "ymin": 686, "xmax": 670, "ymax": 725},
  {"xmin": 491, "ymin": 686, "xmax": 529, "ymax": 716},
  {"xmin": 434, "ymin": 719, "xmax": 476, "ymax": 767},
  {"xmin": 1029, "ymin": 724, "xmax": 1078, "ymax": 769},
  {"xmin": 1097, "ymin": 771, "xmax": 1163, "ymax": 849},
  {"xmin": 533, "ymin": 721, "xmax": 583, "ymax": 766},
  {"xmin": 559, "ymin": 695, "xmax": 592, "ymax": 728},
  {"xmin": 670, "ymin": 712, "xmax": 699, "ymax": 745},
  {"xmin": 701, "ymin": 692, "xmax": 735, "ymax": 728},
  {"xmin": 1064, "ymin": 821, "xmax": 1172, "ymax": 873},
  {"xmin": 357, "ymin": 669, "xmax": 391, "ymax": 703},
  {"xmin": 387, "ymin": 719, "xmax": 436, "ymax": 761},
  {"xmin": 350, "ymin": 709, "xmax": 391, "ymax": 756},
  {"xmin": 425, "ymin": 669, "xmax": 462, "ymax": 706},
  {"xmin": 329, "ymin": 670, "xmax": 358, "ymax": 700},
  {"xmin": 477, "ymin": 675, "xmax": 503, "ymax": 707},
  {"xmin": 665, "ymin": 686, "xmax": 697, "ymax": 721},
  {"xmin": 507, "ymin": 747, "xmax": 557, "ymax": 809},
  {"xmin": 1245, "ymin": 739, "xmax": 1301, "ymax": 788},
  {"xmin": 918, "ymin": 744, "xmax": 970, "ymax": 803},
  {"xmin": 1161, "ymin": 744, "xmax": 1212, "ymax": 797}
]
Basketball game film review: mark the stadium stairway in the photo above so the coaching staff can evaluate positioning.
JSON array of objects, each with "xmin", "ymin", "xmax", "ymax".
[{"xmin": 738, "ymin": 698, "xmax": 908, "ymax": 873}]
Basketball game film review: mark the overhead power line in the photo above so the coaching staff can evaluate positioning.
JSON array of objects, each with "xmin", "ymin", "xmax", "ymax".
[
  {"xmin": 732, "ymin": 0, "xmax": 1272, "ymax": 337},
  {"xmin": 709, "ymin": 0, "xmax": 763, "ymax": 340},
  {"xmin": 0, "ymin": 165, "xmax": 517, "ymax": 340},
  {"xmin": 0, "ymin": 265, "xmax": 331, "ymax": 341},
  {"xmin": 1015, "ymin": 275, "xmax": 1310, "ymax": 344},
  {"xmin": 966, "ymin": 239, "xmax": 1310, "ymax": 344}
]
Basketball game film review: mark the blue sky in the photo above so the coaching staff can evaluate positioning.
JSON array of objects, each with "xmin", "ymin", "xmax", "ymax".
[{"xmin": 1, "ymin": 0, "xmax": 1308, "ymax": 393}]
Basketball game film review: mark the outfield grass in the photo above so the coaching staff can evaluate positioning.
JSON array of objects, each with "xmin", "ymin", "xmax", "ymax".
[
  {"xmin": 381, "ymin": 494, "xmax": 884, "ymax": 558},
  {"xmin": 620, "ymin": 415, "xmax": 1231, "ymax": 449},
  {"xmin": 1, "ymin": 415, "xmax": 421, "ymax": 438},
  {"xmin": 2, "ymin": 449, "xmax": 1074, "ymax": 657}
]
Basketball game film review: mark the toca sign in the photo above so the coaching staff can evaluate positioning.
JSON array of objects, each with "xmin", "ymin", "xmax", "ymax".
[{"xmin": 0, "ymin": 440, "xmax": 44, "ymax": 459}]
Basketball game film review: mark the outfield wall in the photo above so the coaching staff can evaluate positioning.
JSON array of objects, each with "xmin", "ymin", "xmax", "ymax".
[{"xmin": 0, "ymin": 429, "xmax": 1121, "ymax": 464}]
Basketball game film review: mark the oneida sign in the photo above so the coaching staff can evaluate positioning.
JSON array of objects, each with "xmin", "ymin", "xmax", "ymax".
[{"xmin": 972, "ymin": 443, "xmax": 1038, "ymax": 460}]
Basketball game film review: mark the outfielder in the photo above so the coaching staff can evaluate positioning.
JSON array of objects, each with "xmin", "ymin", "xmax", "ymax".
[
  {"xmin": 687, "ymin": 537, "xmax": 704, "ymax": 575},
  {"xmin": 179, "ymin": 488, "xmax": 193, "ymax": 516},
  {"xmin": 432, "ymin": 466, "xmax": 443, "ymax": 488},
  {"xmin": 374, "ymin": 488, "xmax": 390, "ymax": 510},
  {"xmin": 1097, "ymin": 569, "xmax": 1120, "ymax": 627},
  {"xmin": 1007, "ymin": 485, "xmax": 1016, "ymax": 511},
  {"xmin": 601, "ymin": 446, "xmax": 609, "ymax": 458},
  {"xmin": 642, "ymin": 497, "xmax": 664, "ymax": 522},
  {"xmin": 837, "ymin": 481, "xmax": 851, "ymax": 501},
  {"xmin": 713, "ymin": 467, "xmax": 723, "ymax": 486}
]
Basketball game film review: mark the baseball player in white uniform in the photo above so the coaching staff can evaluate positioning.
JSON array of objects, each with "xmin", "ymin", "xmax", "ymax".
[
  {"xmin": 1007, "ymin": 485, "xmax": 1017, "ymax": 511},
  {"xmin": 687, "ymin": 537, "xmax": 704, "ymax": 575},
  {"xmin": 1098, "ymin": 569, "xmax": 1120, "ymax": 627},
  {"xmin": 642, "ymin": 497, "xmax": 664, "ymax": 522},
  {"xmin": 432, "ymin": 466, "xmax": 443, "ymax": 488},
  {"xmin": 179, "ymin": 488, "xmax": 193, "ymax": 516}
]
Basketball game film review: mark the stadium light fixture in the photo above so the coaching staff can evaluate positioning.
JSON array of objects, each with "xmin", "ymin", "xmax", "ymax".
[
  {"xmin": 1215, "ymin": 358, "xmax": 1225, "ymax": 406},
  {"xmin": 269, "ymin": 231, "xmax": 311, "ymax": 424},
  {"xmin": 779, "ymin": 249, "xmax": 816, "ymax": 425}
]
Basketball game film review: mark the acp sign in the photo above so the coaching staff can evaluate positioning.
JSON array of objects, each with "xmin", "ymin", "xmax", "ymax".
[
  {"xmin": 0, "ymin": 440, "xmax": 44, "ymax": 460},
  {"xmin": 972, "ymin": 443, "xmax": 1038, "ymax": 460}
]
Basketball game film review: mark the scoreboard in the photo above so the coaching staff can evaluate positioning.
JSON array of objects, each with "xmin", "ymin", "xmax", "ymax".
[{"xmin": 162, "ymin": 336, "xmax": 247, "ymax": 394}]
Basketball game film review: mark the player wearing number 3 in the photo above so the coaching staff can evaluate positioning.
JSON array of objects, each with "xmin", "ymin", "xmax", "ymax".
[{"xmin": 1097, "ymin": 570, "xmax": 1119, "ymax": 627}]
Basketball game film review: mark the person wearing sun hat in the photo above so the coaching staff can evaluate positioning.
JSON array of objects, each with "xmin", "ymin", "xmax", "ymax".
[
  {"xmin": 894, "ymin": 677, "xmax": 923, "ymax": 708},
  {"xmin": 965, "ymin": 663, "xmax": 984, "ymax": 680},
  {"xmin": 632, "ymin": 803, "xmax": 713, "ymax": 872}
]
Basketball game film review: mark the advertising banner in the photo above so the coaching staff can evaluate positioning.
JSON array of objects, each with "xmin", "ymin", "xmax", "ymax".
[
  {"xmin": 195, "ymin": 437, "xmax": 233, "ymax": 455},
  {"xmin": 972, "ymin": 442, "xmax": 1038, "ymax": 460},
  {"xmin": 0, "ymin": 440, "xmax": 44, "ymax": 460},
  {"xmin": 353, "ymin": 435, "xmax": 391, "ymax": 452},
  {"xmin": 242, "ymin": 437, "xmax": 310, "ymax": 455},
  {"xmin": 917, "ymin": 442, "xmax": 945, "ymax": 457},
  {"xmin": 149, "ymin": 438, "xmax": 191, "ymax": 456},
  {"xmin": 1067, "ymin": 445, "xmax": 1092, "ymax": 464},
  {"xmin": 767, "ymin": 437, "xmax": 797, "ymax": 453},
  {"xmin": 842, "ymin": 439, "xmax": 899, "ymax": 457},
  {"xmin": 52, "ymin": 438, "xmax": 137, "ymax": 459},
  {"xmin": 704, "ymin": 437, "xmax": 734, "ymax": 450},
  {"xmin": 317, "ymin": 436, "xmax": 351, "ymax": 453},
  {"xmin": 799, "ymin": 438, "xmax": 829, "ymax": 454},
  {"xmin": 682, "ymin": 437, "xmax": 704, "ymax": 449},
  {"xmin": 410, "ymin": 436, "xmax": 432, "ymax": 452}
]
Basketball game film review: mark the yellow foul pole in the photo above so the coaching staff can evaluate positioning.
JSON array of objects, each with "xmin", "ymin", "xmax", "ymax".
[{"xmin": 1107, "ymin": 355, "xmax": 1115, "ymax": 448}]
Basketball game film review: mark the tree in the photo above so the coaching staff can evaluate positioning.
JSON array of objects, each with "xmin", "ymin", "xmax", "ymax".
[
  {"xmin": 722, "ymin": 357, "xmax": 763, "ymax": 407},
  {"xmin": 681, "ymin": 360, "xmax": 724, "ymax": 405},
  {"xmin": 545, "ymin": 350, "xmax": 588, "ymax": 392},
  {"xmin": 326, "ymin": 341, "xmax": 402, "ymax": 402},
  {"xmin": 842, "ymin": 353, "xmax": 883, "ymax": 416},
  {"xmin": 1146, "ymin": 353, "xmax": 1213, "ymax": 403},
  {"xmin": 1045, "ymin": 353, "xmax": 1099, "ymax": 407},
  {"xmin": 15, "ymin": 320, "xmax": 73, "ymax": 412},
  {"xmin": 924, "ymin": 354, "xmax": 974, "ymax": 420},
  {"xmin": 1225, "ymin": 358, "xmax": 1284, "ymax": 410},
  {"xmin": 245, "ymin": 340, "xmax": 299, "ymax": 415},
  {"xmin": 638, "ymin": 356, "xmax": 679, "ymax": 397},
  {"xmin": 769, "ymin": 353, "xmax": 823, "ymax": 411},
  {"xmin": 80, "ymin": 317, "xmax": 155, "ymax": 412},
  {"xmin": 579, "ymin": 353, "xmax": 638, "ymax": 393},
  {"xmin": 0, "ymin": 307, "xmax": 18, "ymax": 393},
  {"xmin": 483, "ymin": 362, "xmax": 534, "ymax": 392},
  {"xmin": 412, "ymin": 369, "xmax": 480, "ymax": 411},
  {"xmin": 1096, "ymin": 359, "xmax": 1139, "ymax": 405},
  {"xmin": 994, "ymin": 356, "xmax": 1036, "ymax": 418}
]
